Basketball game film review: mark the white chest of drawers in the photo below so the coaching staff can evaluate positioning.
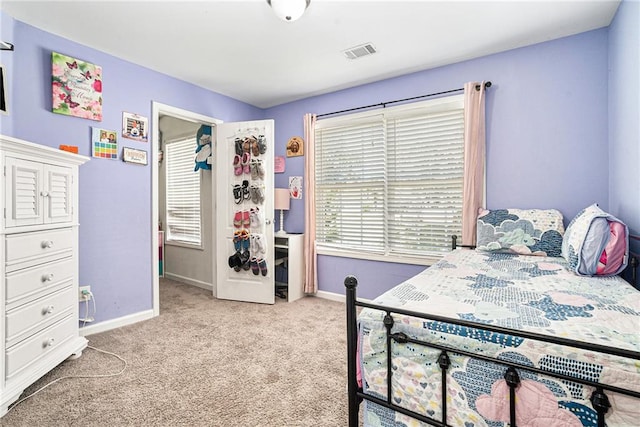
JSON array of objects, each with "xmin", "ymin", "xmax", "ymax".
[{"xmin": 0, "ymin": 135, "xmax": 89, "ymax": 416}]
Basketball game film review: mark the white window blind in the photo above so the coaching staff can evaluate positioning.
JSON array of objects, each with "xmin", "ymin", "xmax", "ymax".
[
  {"xmin": 165, "ymin": 137, "xmax": 201, "ymax": 246},
  {"xmin": 316, "ymin": 117, "xmax": 386, "ymax": 252},
  {"xmin": 315, "ymin": 95, "xmax": 464, "ymax": 260}
]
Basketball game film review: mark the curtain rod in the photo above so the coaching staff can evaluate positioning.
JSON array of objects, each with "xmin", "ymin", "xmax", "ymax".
[{"xmin": 316, "ymin": 81, "xmax": 492, "ymax": 119}]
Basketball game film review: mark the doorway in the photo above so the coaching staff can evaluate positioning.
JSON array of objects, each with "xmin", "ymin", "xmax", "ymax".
[{"xmin": 151, "ymin": 102, "xmax": 221, "ymax": 316}]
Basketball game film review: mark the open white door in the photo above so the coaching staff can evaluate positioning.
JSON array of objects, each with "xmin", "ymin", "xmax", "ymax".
[{"xmin": 215, "ymin": 120, "xmax": 275, "ymax": 304}]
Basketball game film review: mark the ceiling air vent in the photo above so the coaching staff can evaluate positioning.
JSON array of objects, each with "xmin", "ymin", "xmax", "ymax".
[{"xmin": 343, "ymin": 43, "xmax": 377, "ymax": 60}]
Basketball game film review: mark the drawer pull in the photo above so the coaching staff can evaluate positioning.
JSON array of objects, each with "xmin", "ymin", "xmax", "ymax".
[
  {"xmin": 42, "ymin": 273, "xmax": 55, "ymax": 282},
  {"xmin": 41, "ymin": 240, "xmax": 54, "ymax": 249},
  {"xmin": 43, "ymin": 338, "xmax": 55, "ymax": 348},
  {"xmin": 42, "ymin": 305, "xmax": 55, "ymax": 315}
]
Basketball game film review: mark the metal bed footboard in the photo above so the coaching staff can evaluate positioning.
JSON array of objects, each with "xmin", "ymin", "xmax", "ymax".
[{"xmin": 345, "ymin": 269, "xmax": 640, "ymax": 427}]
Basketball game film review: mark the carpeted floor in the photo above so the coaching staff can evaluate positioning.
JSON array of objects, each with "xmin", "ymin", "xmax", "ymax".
[{"xmin": 1, "ymin": 279, "xmax": 353, "ymax": 426}]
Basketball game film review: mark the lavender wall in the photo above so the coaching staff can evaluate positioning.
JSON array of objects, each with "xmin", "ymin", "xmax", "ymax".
[
  {"xmin": 266, "ymin": 29, "xmax": 612, "ymax": 299},
  {"xmin": 608, "ymin": 0, "xmax": 640, "ymax": 256},
  {"xmin": 4, "ymin": 10, "xmax": 634, "ymax": 309},
  {"xmin": 6, "ymin": 17, "xmax": 263, "ymax": 322}
]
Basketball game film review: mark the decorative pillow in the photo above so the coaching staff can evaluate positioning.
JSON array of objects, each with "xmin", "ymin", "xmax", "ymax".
[
  {"xmin": 476, "ymin": 208, "xmax": 565, "ymax": 257},
  {"xmin": 562, "ymin": 204, "xmax": 629, "ymax": 276}
]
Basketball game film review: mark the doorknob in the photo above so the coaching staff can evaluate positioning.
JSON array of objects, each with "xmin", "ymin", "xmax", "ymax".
[{"xmin": 265, "ymin": 219, "xmax": 272, "ymax": 225}]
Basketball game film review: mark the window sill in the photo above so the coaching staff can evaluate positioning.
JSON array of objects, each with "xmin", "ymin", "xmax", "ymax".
[{"xmin": 316, "ymin": 246, "xmax": 443, "ymax": 267}]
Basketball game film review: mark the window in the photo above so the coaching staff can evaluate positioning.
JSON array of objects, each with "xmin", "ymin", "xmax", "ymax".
[
  {"xmin": 314, "ymin": 95, "xmax": 464, "ymax": 263},
  {"xmin": 165, "ymin": 137, "xmax": 201, "ymax": 246}
]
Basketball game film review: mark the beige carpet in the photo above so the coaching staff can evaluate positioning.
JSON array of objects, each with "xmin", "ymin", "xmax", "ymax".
[{"xmin": 1, "ymin": 279, "xmax": 353, "ymax": 426}]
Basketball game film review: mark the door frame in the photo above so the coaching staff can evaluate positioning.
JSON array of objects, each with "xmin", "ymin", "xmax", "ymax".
[{"xmin": 151, "ymin": 102, "xmax": 222, "ymax": 316}]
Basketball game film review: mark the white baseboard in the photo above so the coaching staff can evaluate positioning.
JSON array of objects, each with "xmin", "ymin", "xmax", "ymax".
[
  {"xmin": 79, "ymin": 309, "xmax": 155, "ymax": 336},
  {"xmin": 313, "ymin": 290, "xmax": 372, "ymax": 304},
  {"xmin": 163, "ymin": 272, "xmax": 213, "ymax": 292},
  {"xmin": 313, "ymin": 290, "xmax": 345, "ymax": 303}
]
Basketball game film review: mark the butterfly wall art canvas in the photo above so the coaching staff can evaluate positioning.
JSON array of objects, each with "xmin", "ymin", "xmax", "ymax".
[{"xmin": 52, "ymin": 52, "xmax": 103, "ymax": 121}]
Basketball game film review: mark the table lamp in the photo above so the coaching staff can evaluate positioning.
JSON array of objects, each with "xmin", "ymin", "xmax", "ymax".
[{"xmin": 274, "ymin": 188, "xmax": 290, "ymax": 236}]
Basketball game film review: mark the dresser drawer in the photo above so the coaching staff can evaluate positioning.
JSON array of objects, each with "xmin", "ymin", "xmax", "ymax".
[
  {"xmin": 5, "ymin": 229, "xmax": 74, "ymax": 272},
  {"xmin": 5, "ymin": 315, "xmax": 76, "ymax": 379},
  {"xmin": 5, "ymin": 257, "xmax": 74, "ymax": 306},
  {"xmin": 6, "ymin": 286, "xmax": 75, "ymax": 346}
]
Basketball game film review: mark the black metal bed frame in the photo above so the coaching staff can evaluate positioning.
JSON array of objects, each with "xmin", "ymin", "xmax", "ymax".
[{"xmin": 346, "ymin": 242, "xmax": 640, "ymax": 427}]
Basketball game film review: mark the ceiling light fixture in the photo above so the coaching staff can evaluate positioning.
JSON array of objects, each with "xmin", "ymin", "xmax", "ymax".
[{"xmin": 267, "ymin": 0, "xmax": 310, "ymax": 22}]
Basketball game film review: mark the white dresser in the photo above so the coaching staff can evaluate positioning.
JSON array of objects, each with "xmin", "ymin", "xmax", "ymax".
[{"xmin": 0, "ymin": 135, "xmax": 89, "ymax": 416}]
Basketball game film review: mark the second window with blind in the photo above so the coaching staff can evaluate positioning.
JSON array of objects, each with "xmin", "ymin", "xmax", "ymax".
[
  {"xmin": 165, "ymin": 136, "xmax": 202, "ymax": 247},
  {"xmin": 314, "ymin": 94, "xmax": 464, "ymax": 263}
]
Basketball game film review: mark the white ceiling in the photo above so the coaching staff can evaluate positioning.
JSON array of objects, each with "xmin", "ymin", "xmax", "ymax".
[{"xmin": 1, "ymin": 0, "xmax": 621, "ymax": 109}]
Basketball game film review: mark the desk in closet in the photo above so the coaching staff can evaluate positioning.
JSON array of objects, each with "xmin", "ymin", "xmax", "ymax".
[{"xmin": 274, "ymin": 233, "xmax": 304, "ymax": 302}]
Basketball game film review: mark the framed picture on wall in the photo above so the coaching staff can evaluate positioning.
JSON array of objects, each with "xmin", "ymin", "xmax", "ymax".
[
  {"xmin": 122, "ymin": 147, "xmax": 148, "ymax": 165},
  {"xmin": 286, "ymin": 136, "xmax": 304, "ymax": 157},
  {"xmin": 52, "ymin": 52, "xmax": 103, "ymax": 121},
  {"xmin": 289, "ymin": 176, "xmax": 302, "ymax": 199},
  {"xmin": 91, "ymin": 127, "xmax": 118, "ymax": 159},
  {"xmin": 0, "ymin": 65, "xmax": 7, "ymax": 114},
  {"xmin": 122, "ymin": 111, "xmax": 149, "ymax": 142}
]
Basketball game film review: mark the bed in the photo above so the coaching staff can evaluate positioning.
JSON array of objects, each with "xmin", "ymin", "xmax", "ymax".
[{"xmin": 345, "ymin": 208, "xmax": 640, "ymax": 427}]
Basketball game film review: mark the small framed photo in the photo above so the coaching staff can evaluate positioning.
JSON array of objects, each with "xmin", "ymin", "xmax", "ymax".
[
  {"xmin": 122, "ymin": 111, "xmax": 148, "ymax": 142},
  {"xmin": 91, "ymin": 127, "xmax": 118, "ymax": 159},
  {"xmin": 122, "ymin": 147, "xmax": 148, "ymax": 165},
  {"xmin": 289, "ymin": 176, "xmax": 302, "ymax": 199},
  {"xmin": 286, "ymin": 136, "xmax": 304, "ymax": 157}
]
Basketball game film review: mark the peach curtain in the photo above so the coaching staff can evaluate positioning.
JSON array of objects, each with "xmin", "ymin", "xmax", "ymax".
[
  {"xmin": 462, "ymin": 82, "xmax": 486, "ymax": 246},
  {"xmin": 303, "ymin": 113, "xmax": 318, "ymax": 293}
]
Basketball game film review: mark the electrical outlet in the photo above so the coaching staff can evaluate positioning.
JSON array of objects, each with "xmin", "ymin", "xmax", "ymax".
[{"xmin": 78, "ymin": 286, "xmax": 91, "ymax": 302}]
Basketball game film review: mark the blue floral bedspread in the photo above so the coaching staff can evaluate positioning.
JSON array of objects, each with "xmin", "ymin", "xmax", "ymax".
[{"xmin": 358, "ymin": 249, "xmax": 640, "ymax": 427}]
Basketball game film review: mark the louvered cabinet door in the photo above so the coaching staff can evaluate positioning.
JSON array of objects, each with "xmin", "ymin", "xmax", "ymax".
[
  {"xmin": 44, "ymin": 164, "xmax": 73, "ymax": 224},
  {"xmin": 4, "ymin": 158, "xmax": 73, "ymax": 227},
  {"xmin": 5, "ymin": 157, "xmax": 44, "ymax": 227}
]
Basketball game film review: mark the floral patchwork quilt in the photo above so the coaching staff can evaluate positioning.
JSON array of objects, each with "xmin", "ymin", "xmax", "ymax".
[{"xmin": 358, "ymin": 249, "xmax": 640, "ymax": 427}]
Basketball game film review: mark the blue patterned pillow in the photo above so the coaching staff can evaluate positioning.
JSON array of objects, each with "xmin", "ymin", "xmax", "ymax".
[{"xmin": 476, "ymin": 208, "xmax": 565, "ymax": 257}]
